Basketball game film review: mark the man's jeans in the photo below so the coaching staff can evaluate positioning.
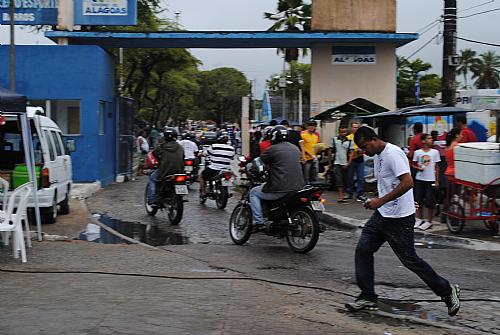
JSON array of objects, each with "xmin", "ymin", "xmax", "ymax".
[
  {"xmin": 303, "ymin": 159, "xmax": 318, "ymax": 184},
  {"xmin": 148, "ymin": 169, "xmax": 158, "ymax": 205},
  {"xmin": 355, "ymin": 211, "xmax": 451, "ymax": 302},
  {"xmin": 249, "ymin": 184, "xmax": 287, "ymax": 225},
  {"xmin": 347, "ymin": 160, "xmax": 365, "ymax": 196}
]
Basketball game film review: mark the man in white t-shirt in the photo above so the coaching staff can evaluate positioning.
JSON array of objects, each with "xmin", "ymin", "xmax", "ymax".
[
  {"xmin": 412, "ymin": 133, "xmax": 441, "ymax": 230},
  {"xmin": 345, "ymin": 126, "xmax": 460, "ymax": 317}
]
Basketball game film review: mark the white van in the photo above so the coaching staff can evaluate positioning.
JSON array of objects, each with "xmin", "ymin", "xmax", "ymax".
[{"xmin": 0, "ymin": 107, "xmax": 73, "ymax": 223}]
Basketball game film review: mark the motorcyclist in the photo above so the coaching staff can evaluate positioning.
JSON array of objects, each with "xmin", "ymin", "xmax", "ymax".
[
  {"xmin": 179, "ymin": 133, "xmax": 201, "ymax": 178},
  {"xmin": 249, "ymin": 125, "xmax": 305, "ymax": 231},
  {"xmin": 199, "ymin": 131, "xmax": 235, "ymax": 198},
  {"xmin": 147, "ymin": 127, "xmax": 184, "ymax": 207}
]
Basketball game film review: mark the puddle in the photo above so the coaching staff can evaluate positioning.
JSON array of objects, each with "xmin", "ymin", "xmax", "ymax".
[
  {"xmin": 78, "ymin": 214, "xmax": 189, "ymax": 246},
  {"xmin": 414, "ymin": 241, "xmax": 456, "ymax": 249},
  {"xmin": 378, "ymin": 300, "xmax": 441, "ymax": 322}
]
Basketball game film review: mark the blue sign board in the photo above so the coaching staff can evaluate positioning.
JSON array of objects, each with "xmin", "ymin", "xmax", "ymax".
[
  {"xmin": 0, "ymin": 0, "xmax": 58, "ymax": 25},
  {"xmin": 74, "ymin": 0, "xmax": 136, "ymax": 25}
]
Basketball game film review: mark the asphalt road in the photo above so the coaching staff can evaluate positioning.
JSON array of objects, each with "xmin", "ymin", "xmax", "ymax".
[{"xmin": 87, "ymin": 175, "xmax": 500, "ymax": 334}]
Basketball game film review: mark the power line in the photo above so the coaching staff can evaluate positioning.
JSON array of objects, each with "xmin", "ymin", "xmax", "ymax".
[
  {"xmin": 406, "ymin": 34, "xmax": 440, "ymax": 59},
  {"xmin": 457, "ymin": 36, "xmax": 500, "ymax": 47},
  {"xmin": 419, "ymin": 20, "xmax": 441, "ymax": 36},
  {"xmin": 458, "ymin": 0, "xmax": 495, "ymax": 13},
  {"xmin": 416, "ymin": 18, "xmax": 441, "ymax": 33},
  {"xmin": 458, "ymin": 7, "xmax": 500, "ymax": 18}
]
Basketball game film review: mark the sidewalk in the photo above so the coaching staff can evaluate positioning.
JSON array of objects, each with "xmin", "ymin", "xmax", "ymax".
[{"xmin": 320, "ymin": 190, "xmax": 500, "ymax": 251}]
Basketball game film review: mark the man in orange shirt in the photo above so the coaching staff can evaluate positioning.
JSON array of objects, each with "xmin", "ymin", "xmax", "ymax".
[
  {"xmin": 455, "ymin": 114, "xmax": 477, "ymax": 143},
  {"xmin": 407, "ymin": 122, "xmax": 424, "ymax": 161},
  {"xmin": 301, "ymin": 120, "xmax": 320, "ymax": 183}
]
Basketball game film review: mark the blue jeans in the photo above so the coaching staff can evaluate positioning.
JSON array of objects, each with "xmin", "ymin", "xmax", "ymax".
[
  {"xmin": 347, "ymin": 160, "xmax": 365, "ymax": 196},
  {"xmin": 148, "ymin": 169, "xmax": 158, "ymax": 205},
  {"xmin": 303, "ymin": 159, "xmax": 318, "ymax": 184},
  {"xmin": 249, "ymin": 184, "xmax": 287, "ymax": 225},
  {"xmin": 355, "ymin": 211, "xmax": 451, "ymax": 302}
]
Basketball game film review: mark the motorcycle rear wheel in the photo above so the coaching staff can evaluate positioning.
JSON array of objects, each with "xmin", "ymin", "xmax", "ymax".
[
  {"xmin": 144, "ymin": 184, "xmax": 158, "ymax": 216},
  {"xmin": 216, "ymin": 185, "xmax": 229, "ymax": 209},
  {"xmin": 286, "ymin": 207, "xmax": 319, "ymax": 253},
  {"xmin": 229, "ymin": 204, "xmax": 252, "ymax": 245},
  {"xmin": 167, "ymin": 195, "xmax": 184, "ymax": 225}
]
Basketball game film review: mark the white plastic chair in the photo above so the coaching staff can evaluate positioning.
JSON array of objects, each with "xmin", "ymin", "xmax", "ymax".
[
  {"xmin": 0, "ymin": 183, "xmax": 32, "ymax": 263},
  {"xmin": 0, "ymin": 177, "xmax": 31, "ymax": 248}
]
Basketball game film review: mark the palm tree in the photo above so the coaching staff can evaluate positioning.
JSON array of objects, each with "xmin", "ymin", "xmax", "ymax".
[
  {"xmin": 264, "ymin": 0, "xmax": 311, "ymax": 62},
  {"xmin": 457, "ymin": 49, "xmax": 477, "ymax": 89},
  {"xmin": 471, "ymin": 51, "xmax": 500, "ymax": 89}
]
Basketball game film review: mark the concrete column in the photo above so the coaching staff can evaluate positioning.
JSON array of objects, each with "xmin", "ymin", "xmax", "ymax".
[{"xmin": 241, "ymin": 96, "xmax": 250, "ymax": 156}]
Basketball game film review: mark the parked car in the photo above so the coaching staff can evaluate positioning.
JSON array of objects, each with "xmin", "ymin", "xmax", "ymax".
[
  {"xmin": 0, "ymin": 107, "xmax": 74, "ymax": 224},
  {"xmin": 199, "ymin": 131, "xmax": 217, "ymax": 145}
]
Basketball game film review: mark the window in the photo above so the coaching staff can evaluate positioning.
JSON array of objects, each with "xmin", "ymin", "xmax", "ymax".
[
  {"xmin": 51, "ymin": 131, "xmax": 63, "ymax": 156},
  {"xmin": 44, "ymin": 130, "xmax": 56, "ymax": 161},
  {"xmin": 51, "ymin": 100, "xmax": 81, "ymax": 135},
  {"xmin": 55, "ymin": 132, "xmax": 66, "ymax": 155},
  {"xmin": 99, "ymin": 101, "xmax": 105, "ymax": 135}
]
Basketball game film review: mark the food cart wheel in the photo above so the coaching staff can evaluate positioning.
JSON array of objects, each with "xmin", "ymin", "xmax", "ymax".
[
  {"xmin": 483, "ymin": 220, "xmax": 499, "ymax": 236},
  {"xmin": 446, "ymin": 201, "xmax": 465, "ymax": 234}
]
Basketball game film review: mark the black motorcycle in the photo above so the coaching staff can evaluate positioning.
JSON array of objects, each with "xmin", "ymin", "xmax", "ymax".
[
  {"xmin": 144, "ymin": 173, "xmax": 188, "ymax": 225},
  {"xmin": 184, "ymin": 158, "xmax": 199, "ymax": 189},
  {"xmin": 199, "ymin": 169, "xmax": 233, "ymax": 209},
  {"xmin": 229, "ymin": 158, "xmax": 326, "ymax": 253}
]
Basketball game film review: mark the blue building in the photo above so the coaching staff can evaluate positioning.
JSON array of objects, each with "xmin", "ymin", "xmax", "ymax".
[{"xmin": 0, "ymin": 45, "xmax": 119, "ymax": 186}]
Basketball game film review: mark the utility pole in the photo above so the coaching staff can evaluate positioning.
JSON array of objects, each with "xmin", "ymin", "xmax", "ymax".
[
  {"xmin": 9, "ymin": 0, "xmax": 15, "ymax": 92},
  {"xmin": 442, "ymin": 0, "xmax": 457, "ymax": 106}
]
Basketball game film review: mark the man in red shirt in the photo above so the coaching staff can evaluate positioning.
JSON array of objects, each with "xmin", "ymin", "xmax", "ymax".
[
  {"xmin": 408, "ymin": 122, "xmax": 424, "ymax": 161},
  {"xmin": 455, "ymin": 114, "xmax": 477, "ymax": 143}
]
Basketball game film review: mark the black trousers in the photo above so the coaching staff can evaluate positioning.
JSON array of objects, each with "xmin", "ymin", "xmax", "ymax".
[{"xmin": 355, "ymin": 210, "xmax": 452, "ymax": 302}]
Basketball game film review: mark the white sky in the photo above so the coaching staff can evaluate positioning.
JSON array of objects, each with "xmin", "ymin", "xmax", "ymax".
[{"xmin": 0, "ymin": 0, "xmax": 499, "ymax": 97}]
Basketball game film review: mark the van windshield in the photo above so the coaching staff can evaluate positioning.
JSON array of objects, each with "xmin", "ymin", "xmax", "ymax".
[{"xmin": 0, "ymin": 120, "xmax": 43, "ymax": 171}]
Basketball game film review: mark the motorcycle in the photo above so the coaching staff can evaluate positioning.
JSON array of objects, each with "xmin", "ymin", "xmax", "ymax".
[
  {"xmin": 199, "ymin": 169, "xmax": 233, "ymax": 209},
  {"xmin": 184, "ymin": 158, "xmax": 199, "ymax": 189},
  {"xmin": 144, "ymin": 152, "xmax": 188, "ymax": 225},
  {"xmin": 229, "ymin": 157, "xmax": 326, "ymax": 253}
]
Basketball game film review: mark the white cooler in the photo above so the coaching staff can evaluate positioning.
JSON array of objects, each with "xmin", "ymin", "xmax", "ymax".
[{"xmin": 455, "ymin": 142, "xmax": 500, "ymax": 185}]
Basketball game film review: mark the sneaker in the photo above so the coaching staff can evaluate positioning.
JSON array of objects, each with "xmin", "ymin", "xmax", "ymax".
[
  {"xmin": 356, "ymin": 195, "xmax": 368, "ymax": 203},
  {"xmin": 345, "ymin": 298, "xmax": 378, "ymax": 312},
  {"xmin": 419, "ymin": 221, "xmax": 433, "ymax": 230},
  {"xmin": 252, "ymin": 224, "xmax": 266, "ymax": 233},
  {"xmin": 414, "ymin": 220, "xmax": 425, "ymax": 229},
  {"xmin": 442, "ymin": 284, "xmax": 460, "ymax": 316}
]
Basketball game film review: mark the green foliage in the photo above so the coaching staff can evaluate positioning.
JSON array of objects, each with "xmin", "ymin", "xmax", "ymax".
[
  {"xmin": 267, "ymin": 62, "xmax": 311, "ymax": 101},
  {"xmin": 457, "ymin": 49, "xmax": 477, "ymax": 89},
  {"xmin": 471, "ymin": 51, "xmax": 500, "ymax": 89},
  {"xmin": 397, "ymin": 57, "xmax": 441, "ymax": 108},
  {"xmin": 196, "ymin": 68, "xmax": 251, "ymax": 124}
]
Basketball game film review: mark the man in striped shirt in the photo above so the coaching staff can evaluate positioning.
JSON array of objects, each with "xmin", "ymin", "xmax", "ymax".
[{"xmin": 199, "ymin": 131, "xmax": 235, "ymax": 198}]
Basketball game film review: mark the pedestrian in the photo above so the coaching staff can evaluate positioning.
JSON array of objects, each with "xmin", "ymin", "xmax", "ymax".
[
  {"xmin": 135, "ymin": 130, "xmax": 149, "ymax": 176},
  {"xmin": 331, "ymin": 125, "xmax": 352, "ymax": 202},
  {"xmin": 346, "ymin": 120, "xmax": 366, "ymax": 201},
  {"xmin": 301, "ymin": 120, "xmax": 320, "ymax": 183},
  {"xmin": 455, "ymin": 114, "xmax": 477, "ymax": 143},
  {"xmin": 259, "ymin": 126, "xmax": 273, "ymax": 154},
  {"xmin": 407, "ymin": 122, "xmax": 424, "ymax": 161},
  {"xmin": 412, "ymin": 133, "xmax": 441, "ymax": 230},
  {"xmin": 444, "ymin": 128, "xmax": 461, "ymax": 178},
  {"xmin": 250, "ymin": 130, "xmax": 262, "ymax": 159},
  {"xmin": 345, "ymin": 126, "xmax": 460, "ymax": 317}
]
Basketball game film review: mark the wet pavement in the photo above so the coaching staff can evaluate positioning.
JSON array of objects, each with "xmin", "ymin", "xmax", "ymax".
[{"xmin": 83, "ymin": 175, "xmax": 500, "ymax": 334}]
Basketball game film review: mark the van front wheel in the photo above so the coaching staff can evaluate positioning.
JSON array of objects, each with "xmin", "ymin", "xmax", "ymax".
[
  {"xmin": 59, "ymin": 193, "xmax": 70, "ymax": 215},
  {"xmin": 41, "ymin": 203, "xmax": 57, "ymax": 224}
]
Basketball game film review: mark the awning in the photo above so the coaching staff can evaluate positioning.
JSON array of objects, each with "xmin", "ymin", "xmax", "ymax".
[
  {"xmin": 361, "ymin": 104, "xmax": 448, "ymax": 119},
  {"xmin": 313, "ymin": 98, "xmax": 389, "ymax": 121},
  {"xmin": 0, "ymin": 87, "xmax": 27, "ymax": 113},
  {"xmin": 403, "ymin": 106, "xmax": 475, "ymax": 116}
]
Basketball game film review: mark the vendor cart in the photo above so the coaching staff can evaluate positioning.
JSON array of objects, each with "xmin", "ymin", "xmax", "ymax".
[{"xmin": 444, "ymin": 177, "xmax": 500, "ymax": 235}]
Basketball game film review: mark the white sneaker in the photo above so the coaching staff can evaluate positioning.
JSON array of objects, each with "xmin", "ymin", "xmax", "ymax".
[
  {"xmin": 414, "ymin": 220, "xmax": 425, "ymax": 229},
  {"xmin": 419, "ymin": 221, "xmax": 433, "ymax": 230}
]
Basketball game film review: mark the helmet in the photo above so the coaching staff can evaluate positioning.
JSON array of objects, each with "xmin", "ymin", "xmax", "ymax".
[
  {"xmin": 216, "ymin": 131, "xmax": 229, "ymax": 144},
  {"xmin": 182, "ymin": 132, "xmax": 192, "ymax": 140},
  {"xmin": 263, "ymin": 126, "xmax": 274, "ymax": 140},
  {"xmin": 163, "ymin": 127, "xmax": 178, "ymax": 142},
  {"xmin": 270, "ymin": 125, "xmax": 288, "ymax": 144},
  {"xmin": 246, "ymin": 157, "xmax": 266, "ymax": 179}
]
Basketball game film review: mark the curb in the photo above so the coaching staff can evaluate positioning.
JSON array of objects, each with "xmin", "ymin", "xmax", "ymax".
[{"xmin": 320, "ymin": 211, "xmax": 500, "ymax": 251}]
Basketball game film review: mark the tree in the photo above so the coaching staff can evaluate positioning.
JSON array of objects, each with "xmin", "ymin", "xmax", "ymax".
[
  {"xmin": 196, "ymin": 68, "xmax": 251, "ymax": 124},
  {"xmin": 457, "ymin": 49, "xmax": 478, "ymax": 89},
  {"xmin": 471, "ymin": 51, "xmax": 500, "ymax": 89},
  {"xmin": 397, "ymin": 57, "xmax": 441, "ymax": 108},
  {"xmin": 264, "ymin": 0, "xmax": 311, "ymax": 62},
  {"xmin": 267, "ymin": 62, "xmax": 311, "ymax": 102}
]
